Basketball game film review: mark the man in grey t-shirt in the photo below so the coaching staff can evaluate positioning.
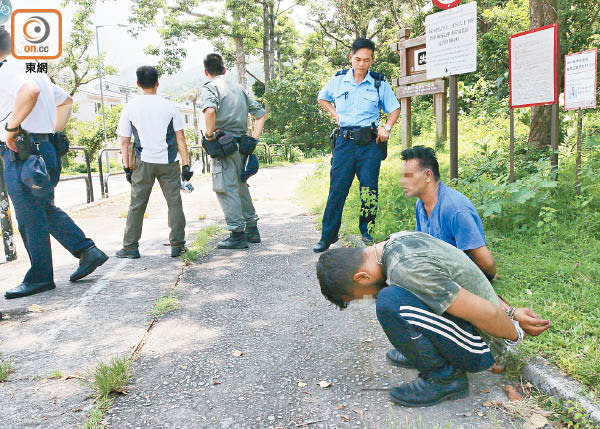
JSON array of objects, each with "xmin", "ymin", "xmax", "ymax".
[
  {"xmin": 316, "ymin": 232, "xmax": 550, "ymax": 407},
  {"xmin": 199, "ymin": 53, "xmax": 267, "ymax": 249}
]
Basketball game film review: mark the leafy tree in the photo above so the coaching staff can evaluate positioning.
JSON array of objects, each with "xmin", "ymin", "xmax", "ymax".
[
  {"xmin": 263, "ymin": 71, "xmax": 334, "ymax": 151},
  {"xmin": 66, "ymin": 105, "xmax": 123, "ymax": 159},
  {"xmin": 48, "ymin": 0, "xmax": 117, "ymax": 96}
]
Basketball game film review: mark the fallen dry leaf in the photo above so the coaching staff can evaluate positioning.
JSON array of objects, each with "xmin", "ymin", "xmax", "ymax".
[
  {"xmin": 353, "ymin": 409, "xmax": 364, "ymax": 419},
  {"xmin": 340, "ymin": 415, "xmax": 350, "ymax": 422},
  {"xmin": 336, "ymin": 404, "xmax": 346, "ymax": 410},
  {"xmin": 298, "ymin": 381, "xmax": 307, "ymax": 388},
  {"xmin": 361, "ymin": 338, "xmax": 373, "ymax": 343},
  {"xmin": 29, "ymin": 304, "xmax": 44, "ymax": 313},
  {"xmin": 318, "ymin": 380, "xmax": 332, "ymax": 388},
  {"xmin": 60, "ymin": 375, "xmax": 83, "ymax": 381},
  {"xmin": 483, "ymin": 401, "xmax": 493, "ymax": 407},
  {"xmin": 490, "ymin": 363, "xmax": 505, "ymax": 374},
  {"xmin": 481, "ymin": 389, "xmax": 490, "ymax": 393},
  {"xmin": 477, "ymin": 412, "xmax": 484, "ymax": 417},
  {"xmin": 213, "ymin": 380, "xmax": 221, "ymax": 385},
  {"xmin": 504, "ymin": 385, "xmax": 523, "ymax": 401},
  {"xmin": 232, "ymin": 350, "xmax": 243, "ymax": 357},
  {"xmin": 523, "ymin": 413, "xmax": 548, "ymax": 429}
]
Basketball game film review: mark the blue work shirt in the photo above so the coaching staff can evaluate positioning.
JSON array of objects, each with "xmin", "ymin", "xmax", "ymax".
[
  {"xmin": 415, "ymin": 182, "xmax": 486, "ymax": 251},
  {"xmin": 318, "ymin": 68, "xmax": 400, "ymax": 128}
]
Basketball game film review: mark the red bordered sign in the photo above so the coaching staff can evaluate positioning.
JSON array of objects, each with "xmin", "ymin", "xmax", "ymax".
[
  {"xmin": 433, "ymin": 0, "xmax": 462, "ymax": 9},
  {"xmin": 509, "ymin": 23, "xmax": 558, "ymax": 109}
]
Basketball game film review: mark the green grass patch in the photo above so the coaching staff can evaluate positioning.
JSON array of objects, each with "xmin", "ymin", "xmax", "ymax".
[
  {"xmin": 84, "ymin": 396, "xmax": 113, "ymax": 429},
  {"xmin": 181, "ymin": 224, "xmax": 224, "ymax": 263},
  {"xmin": 85, "ymin": 356, "xmax": 132, "ymax": 399},
  {"xmin": 47, "ymin": 370, "xmax": 63, "ymax": 379},
  {"xmin": 297, "ymin": 114, "xmax": 600, "ymax": 394},
  {"xmin": 0, "ymin": 359, "xmax": 15, "ymax": 382},
  {"xmin": 149, "ymin": 291, "xmax": 179, "ymax": 318}
]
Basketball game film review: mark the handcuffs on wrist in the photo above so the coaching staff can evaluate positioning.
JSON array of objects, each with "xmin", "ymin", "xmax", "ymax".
[{"xmin": 504, "ymin": 306, "xmax": 524, "ymax": 346}]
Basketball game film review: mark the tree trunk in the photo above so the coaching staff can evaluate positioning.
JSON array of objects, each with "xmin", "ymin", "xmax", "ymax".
[
  {"xmin": 528, "ymin": 0, "xmax": 558, "ymax": 149},
  {"xmin": 234, "ymin": 37, "xmax": 248, "ymax": 90},
  {"xmin": 268, "ymin": 2, "xmax": 276, "ymax": 81},
  {"xmin": 262, "ymin": 1, "xmax": 271, "ymax": 85},
  {"xmin": 276, "ymin": 33, "xmax": 282, "ymax": 80}
]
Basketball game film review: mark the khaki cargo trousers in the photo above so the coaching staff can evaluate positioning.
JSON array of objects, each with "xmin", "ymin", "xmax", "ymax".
[
  {"xmin": 212, "ymin": 151, "xmax": 258, "ymax": 232},
  {"xmin": 123, "ymin": 160, "xmax": 186, "ymax": 250}
]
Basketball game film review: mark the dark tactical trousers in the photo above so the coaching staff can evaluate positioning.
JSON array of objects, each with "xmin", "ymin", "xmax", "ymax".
[
  {"xmin": 320, "ymin": 136, "xmax": 382, "ymax": 242},
  {"xmin": 2, "ymin": 136, "xmax": 94, "ymax": 284}
]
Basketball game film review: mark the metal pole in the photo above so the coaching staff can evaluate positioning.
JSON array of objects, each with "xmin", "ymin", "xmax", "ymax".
[
  {"xmin": 575, "ymin": 108, "xmax": 583, "ymax": 192},
  {"xmin": 449, "ymin": 75, "xmax": 458, "ymax": 181},
  {"xmin": 0, "ymin": 160, "xmax": 17, "ymax": 261},
  {"xmin": 509, "ymin": 108, "xmax": 515, "ymax": 182},
  {"xmin": 551, "ymin": 102, "xmax": 559, "ymax": 177},
  {"xmin": 96, "ymin": 25, "xmax": 111, "ymax": 175}
]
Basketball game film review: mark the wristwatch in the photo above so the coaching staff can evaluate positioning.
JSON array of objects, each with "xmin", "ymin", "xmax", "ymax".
[
  {"xmin": 4, "ymin": 123, "xmax": 20, "ymax": 132},
  {"xmin": 384, "ymin": 124, "xmax": 392, "ymax": 132}
]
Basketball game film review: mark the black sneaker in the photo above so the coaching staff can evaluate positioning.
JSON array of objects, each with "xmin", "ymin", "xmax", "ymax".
[
  {"xmin": 70, "ymin": 246, "xmax": 109, "ymax": 281},
  {"xmin": 116, "ymin": 248, "xmax": 141, "ymax": 259},
  {"xmin": 389, "ymin": 370, "xmax": 469, "ymax": 407},
  {"xmin": 171, "ymin": 246, "xmax": 187, "ymax": 257},
  {"xmin": 313, "ymin": 236, "xmax": 338, "ymax": 253},
  {"xmin": 5, "ymin": 282, "xmax": 56, "ymax": 299},
  {"xmin": 245, "ymin": 226, "xmax": 261, "ymax": 243},
  {"xmin": 386, "ymin": 349, "xmax": 415, "ymax": 369},
  {"xmin": 217, "ymin": 232, "xmax": 248, "ymax": 249}
]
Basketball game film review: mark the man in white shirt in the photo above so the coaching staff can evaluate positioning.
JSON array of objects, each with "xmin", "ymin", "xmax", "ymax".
[
  {"xmin": 116, "ymin": 66, "xmax": 192, "ymax": 258},
  {"xmin": 0, "ymin": 28, "xmax": 108, "ymax": 299}
]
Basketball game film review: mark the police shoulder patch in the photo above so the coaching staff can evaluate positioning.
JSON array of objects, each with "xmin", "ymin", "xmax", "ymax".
[{"xmin": 335, "ymin": 69, "xmax": 349, "ymax": 76}]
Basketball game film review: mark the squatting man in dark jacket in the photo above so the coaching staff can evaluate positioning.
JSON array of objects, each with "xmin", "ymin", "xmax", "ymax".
[{"xmin": 316, "ymin": 231, "xmax": 550, "ymax": 407}]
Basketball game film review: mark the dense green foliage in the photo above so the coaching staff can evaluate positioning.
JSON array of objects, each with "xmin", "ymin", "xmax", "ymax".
[{"xmin": 65, "ymin": 105, "xmax": 123, "ymax": 160}]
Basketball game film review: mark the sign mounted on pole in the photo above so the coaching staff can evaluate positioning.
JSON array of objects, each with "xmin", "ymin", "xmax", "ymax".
[
  {"xmin": 425, "ymin": 2, "xmax": 477, "ymax": 79},
  {"xmin": 509, "ymin": 23, "xmax": 558, "ymax": 108},
  {"xmin": 564, "ymin": 48, "xmax": 597, "ymax": 111},
  {"xmin": 433, "ymin": 0, "xmax": 462, "ymax": 9}
]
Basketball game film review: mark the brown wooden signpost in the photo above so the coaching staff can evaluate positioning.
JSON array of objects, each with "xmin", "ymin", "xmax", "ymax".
[{"xmin": 392, "ymin": 29, "xmax": 447, "ymax": 150}]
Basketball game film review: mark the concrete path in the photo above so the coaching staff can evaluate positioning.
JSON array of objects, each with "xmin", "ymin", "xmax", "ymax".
[{"xmin": 1, "ymin": 163, "xmax": 521, "ymax": 428}]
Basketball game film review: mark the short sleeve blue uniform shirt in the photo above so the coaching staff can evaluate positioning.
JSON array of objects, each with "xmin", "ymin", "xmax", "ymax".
[
  {"xmin": 317, "ymin": 68, "xmax": 400, "ymax": 128},
  {"xmin": 415, "ymin": 182, "xmax": 486, "ymax": 251}
]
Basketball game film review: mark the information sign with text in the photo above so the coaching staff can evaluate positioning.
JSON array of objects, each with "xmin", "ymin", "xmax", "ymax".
[
  {"xmin": 564, "ymin": 49, "xmax": 597, "ymax": 110},
  {"xmin": 425, "ymin": 2, "xmax": 477, "ymax": 79},
  {"xmin": 509, "ymin": 24, "xmax": 558, "ymax": 108}
]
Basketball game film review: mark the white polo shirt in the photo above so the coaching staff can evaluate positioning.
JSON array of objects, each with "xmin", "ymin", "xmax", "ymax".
[
  {"xmin": 0, "ymin": 56, "xmax": 68, "ymax": 141},
  {"xmin": 116, "ymin": 95, "xmax": 185, "ymax": 164}
]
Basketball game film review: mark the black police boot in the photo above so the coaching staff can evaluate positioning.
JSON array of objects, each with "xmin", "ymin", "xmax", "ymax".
[
  {"xmin": 386, "ymin": 349, "xmax": 415, "ymax": 369},
  {"xmin": 171, "ymin": 246, "xmax": 187, "ymax": 257},
  {"xmin": 217, "ymin": 232, "xmax": 249, "ymax": 249},
  {"xmin": 116, "ymin": 248, "xmax": 141, "ymax": 259},
  {"xmin": 70, "ymin": 246, "xmax": 109, "ymax": 281},
  {"xmin": 389, "ymin": 368, "xmax": 469, "ymax": 407},
  {"xmin": 245, "ymin": 226, "xmax": 261, "ymax": 243},
  {"xmin": 5, "ymin": 282, "xmax": 56, "ymax": 299},
  {"xmin": 313, "ymin": 236, "xmax": 338, "ymax": 253}
]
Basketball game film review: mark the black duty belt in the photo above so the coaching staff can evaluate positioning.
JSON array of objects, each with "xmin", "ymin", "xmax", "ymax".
[{"xmin": 340, "ymin": 126, "xmax": 375, "ymax": 145}]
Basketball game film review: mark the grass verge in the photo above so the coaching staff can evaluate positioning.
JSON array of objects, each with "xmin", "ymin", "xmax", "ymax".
[
  {"xmin": 149, "ymin": 291, "xmax": 179, "ymax": 318},
  {"xmin": 181, "ymin": 224, "xmax": 224, "ymax": 263}
]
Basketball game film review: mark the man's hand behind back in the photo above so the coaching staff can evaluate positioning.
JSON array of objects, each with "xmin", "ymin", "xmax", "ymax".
[{"xmin": 514, "ymin": 308, "xmax": 551, "ymax": 336}]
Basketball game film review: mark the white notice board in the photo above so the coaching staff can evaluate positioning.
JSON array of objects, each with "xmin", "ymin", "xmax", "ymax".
[
  {"xmin": 425, "ymin": 2, "xmax": 477, "ymax": 79},
  {"xmin": 564, "ymin": 49, "xmax": 597, "ymax": 110},
  {"xmin": 509, "ymin": 24, "xmax": 558, "ymax": 108}
]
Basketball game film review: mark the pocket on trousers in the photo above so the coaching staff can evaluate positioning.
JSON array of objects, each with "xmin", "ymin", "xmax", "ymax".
[{"xmin": 212, "ymin": 161, "xmax": 225, "ymax": 192}]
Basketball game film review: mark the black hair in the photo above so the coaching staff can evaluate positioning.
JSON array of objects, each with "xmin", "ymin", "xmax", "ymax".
[
  {"xmin": 0, "ymin": 27, "xmax": 10, "ymax": 55},
  {"xmin": 204, "ymin": 53, "xmax": 225, "ymax": 76},
  {"xmin": 401, "ymin": 145, "xmax": 441, "ymax": 181},
  {"xmin": 351, "ymin": 38, "xmax": 375, "ymax": 55},
  {"xmin": 136, "ymin": 66, "xmax": 159, "ymax": 89},
  {"xmin": 316, "ymin": 248, "xmax": 365, "ymax": 310}
]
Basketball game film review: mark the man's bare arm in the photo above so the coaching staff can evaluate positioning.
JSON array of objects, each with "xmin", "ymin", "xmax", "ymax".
[
  {"xmin": 252, "ymin": 113, "xmax": 267, "ymax": 140},
  {"xmin": 5, "ymin": 81, "xmax": 41, "ymax": 151},
  {"xmin": 466, "ymin": 246, "xmax": 497, "ymax": 279},
  {"xmin": 120, "ymin": 136, "xmax": 131, "ymax": 169},
  {"xmin": 55, "ymin": 95, "xmax": 73, "ymax": 131},
  {"xmin": 175, "ymin": 130, "xmax": 189, "ymax": 166},
  {"xmin": 318, "ymin": 99, "xmax": 339, "ymax": 125},
  {"xmin": 203, "ymin": 108, "xmax": 217, "ymax": 137}
]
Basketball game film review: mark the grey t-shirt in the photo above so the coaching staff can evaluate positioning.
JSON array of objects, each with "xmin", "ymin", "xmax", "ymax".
[
  {"xmin": 199, "ymin": 75, "xmax": 266, "ymax": 137},
  {"xmin": 382, "ymin": 231, "xmax": 506, "ymax": 360}
]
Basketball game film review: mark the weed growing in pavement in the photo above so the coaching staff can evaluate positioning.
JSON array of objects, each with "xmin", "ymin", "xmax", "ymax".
[
  {"xmin": 47, "ymin": 370, "xmax": 63, "ymax": 379},
  {"xmin": 181, "ymin": 224, "xmax": 224, "ymax": 263},
  {"xmin": 535, "ymin": 395, "xmax": 600, "ymax": 428},
  {"xmin": 0, "ymin": 357, "xmax": 15, "ymax": 382},
  {"xmin": 84, "ymin": 396, "xmax": 113, "ymax": 429},
  {"xmin": 85, "ymin": 356, "xmax": 132, "ymax": 399},
  {"xmin": 149, "ymin": 291, "xmax": 179, "ymax": 318}
]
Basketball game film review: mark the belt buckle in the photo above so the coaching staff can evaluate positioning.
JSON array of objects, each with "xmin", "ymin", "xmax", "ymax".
[{"xmin": 343, "ymin": 130, "xmax": 354, "ymax": 140}]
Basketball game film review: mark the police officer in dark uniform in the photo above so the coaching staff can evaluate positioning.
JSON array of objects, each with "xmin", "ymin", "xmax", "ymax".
[
  {"xmin": 314, "ymin": 38, "xmax": 401, "ymax": 253},
  {"xmin": 0, "ymin": 28, "xmax": 108, "ymax": 299}
]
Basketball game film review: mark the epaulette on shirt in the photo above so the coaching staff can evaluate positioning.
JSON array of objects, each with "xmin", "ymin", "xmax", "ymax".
[{"xmin": 334, "ymin": 69, "xmax": 386, "ymax": 88}]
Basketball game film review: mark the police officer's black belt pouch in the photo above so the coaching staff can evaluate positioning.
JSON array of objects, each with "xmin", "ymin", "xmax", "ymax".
[
  {"xmin": 239, "ymin": 136, "xmax": 258, "ymax": 156},
  {"xmin": 202, "ymin": 133, "xmax": 239, "ymax": 159},
  {"xmin": 51, "ymin": 132, "xmax": 70, "ymax": 157},
  {"xmin": 354, "ymin": 127, "xmax": 374, "ymax": 145},
  {"xmin": 15, "ymin": 129, "xmax": 34, "ymax": 161}
]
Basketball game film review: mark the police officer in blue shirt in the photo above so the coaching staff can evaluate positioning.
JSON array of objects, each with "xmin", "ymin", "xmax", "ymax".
[{"xmin": 313, "ymin": 38, "xmax": 401, "ymax": 253}]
